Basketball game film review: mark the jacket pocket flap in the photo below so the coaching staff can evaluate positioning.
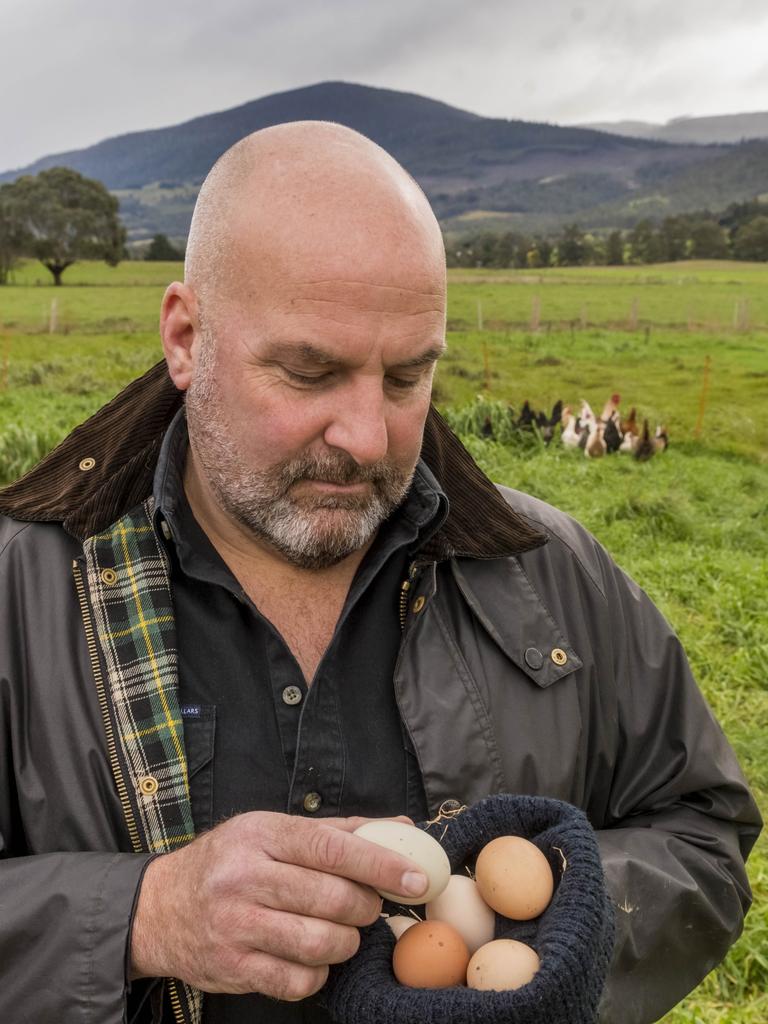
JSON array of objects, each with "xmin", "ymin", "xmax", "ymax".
[
  {"xmin": 181, "ymin": 705, "xmax": 215, "ymax": 777},
  {"xmin": 451, "ymin": 559, "xmax": 583, "ymax": 689}
]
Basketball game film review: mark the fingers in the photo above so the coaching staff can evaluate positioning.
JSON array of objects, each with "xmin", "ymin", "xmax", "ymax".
[
  {"xmin": 229, "ymin": 907, "xmax": 361, "ymax": 967},
  {"xmin": 247, "ymin": 860, "xmax": 382, "ymax": 926},
  {"xmin": 204, "ymin": 949, "xmax": 330, "ymax": 1001},
  {"xmin": 260, "ymin": 817, "xmax": 429, "ymax": 902}
]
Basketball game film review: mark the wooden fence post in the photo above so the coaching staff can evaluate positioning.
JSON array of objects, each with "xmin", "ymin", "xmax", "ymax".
[{"xmin": 530, "ymin": 296, "xmax": 541, "ymax": 331}]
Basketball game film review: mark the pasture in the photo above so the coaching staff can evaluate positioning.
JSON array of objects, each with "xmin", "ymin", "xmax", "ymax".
[{"xmin": 0, "ymin": 260, "xmax": 766, "ymax": 1023}]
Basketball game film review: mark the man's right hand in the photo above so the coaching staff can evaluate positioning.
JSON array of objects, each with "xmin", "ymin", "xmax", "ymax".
[{"xmin": 129, "ymin": 811, "xmax": 428, "ymax": 1001}]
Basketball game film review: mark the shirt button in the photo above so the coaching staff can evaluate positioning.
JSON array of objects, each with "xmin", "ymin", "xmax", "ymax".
[
  {"xmin": 551, "ymin": 648, "xmax": 568, "ymax": 666},
  {"xmin": 282, "ymin": 686, "xmax": 303, "ymax": 706},
  {"xmin": 303, "ymin": 791, "xmax": 322, "ymax": 813}
]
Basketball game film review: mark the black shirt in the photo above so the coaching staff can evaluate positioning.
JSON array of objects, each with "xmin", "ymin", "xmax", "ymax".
[{"xmin": 151, "ymin": 411, "xmax": 446, "ymax": 1023}]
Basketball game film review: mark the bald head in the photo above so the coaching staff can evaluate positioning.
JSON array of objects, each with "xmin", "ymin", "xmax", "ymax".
[{"xmin": 185, "ymin": 121, "xmax": 445, "ymax": 323}]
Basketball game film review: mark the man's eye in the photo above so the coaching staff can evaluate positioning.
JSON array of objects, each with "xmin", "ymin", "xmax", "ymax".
[
  {"xmin": 284, "ymin": 368, "xmax": 331, "ymax": 386},
  {"xmin": 386, "ymin": 375, "xmax": 421, "ymax": 391}
]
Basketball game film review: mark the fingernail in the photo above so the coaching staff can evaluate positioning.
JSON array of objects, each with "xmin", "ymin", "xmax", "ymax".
[{"xmin": 402, "ymin": 871, "xmax": 428, "ymax": 896}]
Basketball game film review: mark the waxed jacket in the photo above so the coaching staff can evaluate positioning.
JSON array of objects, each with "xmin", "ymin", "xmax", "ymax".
[{"xmin": 0, "ymin": 362, "xmax": 762, "ymax": 1024}]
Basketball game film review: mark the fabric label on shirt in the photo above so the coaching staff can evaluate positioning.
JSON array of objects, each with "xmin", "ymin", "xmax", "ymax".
[{"xmin": 181, "ymin": 704, "xmax": 202, "ymax": 718}]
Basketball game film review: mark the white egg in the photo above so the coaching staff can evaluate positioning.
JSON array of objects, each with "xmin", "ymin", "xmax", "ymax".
[
  {"xmin": 353, "ymin": 821, "xmax": 451, "ymax": 905},
  {"xmin": 384, "ymin": 914, "xmax": 418, "ymax": 939},
  {"xmin": 426, "ymin": 874, "xmax": 496, "ymax": 954}
]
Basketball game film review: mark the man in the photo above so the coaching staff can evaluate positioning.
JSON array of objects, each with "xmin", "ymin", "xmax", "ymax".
[{"xmin": 0, "ymin": 122, "xmax": 761, "ymax": 1024}]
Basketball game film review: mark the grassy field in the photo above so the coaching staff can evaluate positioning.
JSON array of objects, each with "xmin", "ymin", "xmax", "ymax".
[{"xmin": 1, "ymin": 260, "xmax": 766, "ymax": 1022}]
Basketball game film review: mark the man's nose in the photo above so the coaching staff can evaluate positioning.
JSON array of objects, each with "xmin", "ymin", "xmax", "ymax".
[{"xmin": 322, "ymin": 379, "xmax": 388, "ymax": 466}]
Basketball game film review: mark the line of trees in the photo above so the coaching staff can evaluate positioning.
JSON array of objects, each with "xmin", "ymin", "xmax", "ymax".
[
  {"xmin": 446, "ymin": 199, "xmax": 768, "ymax": 269},
  {"xmin": 0, "ymin": 167, "xmax": 125, "ymax": 285}
]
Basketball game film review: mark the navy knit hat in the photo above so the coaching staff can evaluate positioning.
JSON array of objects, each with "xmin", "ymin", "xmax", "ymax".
[{"xmin": 321, "ymin": 794, "xmax": 615, "ymax": 1024}]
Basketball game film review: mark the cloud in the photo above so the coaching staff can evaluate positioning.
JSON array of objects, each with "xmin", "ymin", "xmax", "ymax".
[{"xmin": 1, "ymin": 0, "xmax": 768, "ymax": 170}]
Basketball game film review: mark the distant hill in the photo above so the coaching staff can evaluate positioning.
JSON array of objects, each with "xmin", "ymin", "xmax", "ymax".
[
  {"xmin": 579, "ymin": 112, "xmax": 768, "ymax": 145},
  {"xmin": 2, "ymin": 82, "xmax": 766, "ymax": 240}
]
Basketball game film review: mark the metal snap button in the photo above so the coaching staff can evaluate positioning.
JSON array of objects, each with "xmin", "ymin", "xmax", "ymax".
[
  {"xmin": 100, "ymin": 568, "xmax": 118, "ymax": 586},
  {"xmin": 412, "ymin": 596, "xmax": 426, "ymax": 614},
  {"xmin": 303, "ymin": 791, "xmax": 322, "ymax": 813},
  {"xmin": 524, "ymin": 647, "xmax": 544, "ymax": 670},
  {"xmin": 282, "ymin": 685, "xmax": 303, "ymax": 706},
  {"xmin": 78, "ymin": 457, "xmax": 96, "ymax": 472},
  {"xmin": 551, "ymin": 648, "xmax": 568, "ymax": 666},
  {"xmin": 138, "ymin": 775, "xmax": 159, "ymax": 796}
]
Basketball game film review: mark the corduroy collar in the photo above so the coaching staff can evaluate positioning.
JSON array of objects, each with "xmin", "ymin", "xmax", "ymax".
[{"xmin": 0, "ymin": 360, "xmax": 548, "ymax": 559}]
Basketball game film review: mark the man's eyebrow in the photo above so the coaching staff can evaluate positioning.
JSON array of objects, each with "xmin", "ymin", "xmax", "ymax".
[
  {"xmin": 391, "ymin": 345, "xmax": 447, "ymax": 369},
  {"xmin": 266, "ymin": 342, "xmax": 339, "ymax": 365},
  {"xmin": 265, "ymin": 342, "xmax": 447, "ymax": 368}
]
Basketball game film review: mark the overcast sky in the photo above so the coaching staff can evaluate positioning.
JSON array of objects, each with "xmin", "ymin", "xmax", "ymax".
[{"xmin": 2, "ymin": 0, "xmax": 768, "ymax": 171}]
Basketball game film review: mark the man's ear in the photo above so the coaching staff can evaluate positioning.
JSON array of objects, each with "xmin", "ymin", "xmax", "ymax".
[{"xmin": 160, "ymin": 282, "xmax": 199, "ymax": 391}]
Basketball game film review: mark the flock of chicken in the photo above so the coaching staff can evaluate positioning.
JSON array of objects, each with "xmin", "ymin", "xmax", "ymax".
[{"xmin": 507, "ymin": 396, "xmax": 669, "ymax": 460}]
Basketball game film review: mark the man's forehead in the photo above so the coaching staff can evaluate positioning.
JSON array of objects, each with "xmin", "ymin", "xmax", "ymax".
[{"xmin": 286, "ymin": 276, "xmax": 445, "ymax": 313}]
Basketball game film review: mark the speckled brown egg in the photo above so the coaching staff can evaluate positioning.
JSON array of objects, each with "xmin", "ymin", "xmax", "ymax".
[
  {"xmin": 392, "ymin": 920, "xmax": 470, "ymax": 989},
  {"xmin": 466, "ymin": 939, "xmax": 541, "ymax": 991}
]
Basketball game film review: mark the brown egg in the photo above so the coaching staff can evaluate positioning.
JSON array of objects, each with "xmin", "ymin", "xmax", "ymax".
[
  {"xmin": 466, "ymin": 939, "xmax": 541, "ymax": 991},
  {"xmin": 392, "ymin": 920, "xmax": 470, "ymax": 989},
  {"xmin": 474, "ymin": 836, "xmax": 553, "ymax": 920}
]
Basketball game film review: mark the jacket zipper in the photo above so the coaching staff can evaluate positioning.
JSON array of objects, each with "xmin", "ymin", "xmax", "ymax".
[
  {"xmin": 166, "ymin": 980, "xmax": 186, "ymax": 1024},
  {"xmin": 73, "ymin": 560, "xmax": 190, "ymax": 1024},
  {"xmin": 399, "ymin": 561, "xmax": 420, "ymax": 630},
  {"xmin": 72, "ymin": 559, "xmax": 142, "ymax": 852}
]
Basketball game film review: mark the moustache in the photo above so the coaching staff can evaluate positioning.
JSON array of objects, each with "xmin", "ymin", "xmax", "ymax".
[{"xmin": 274, "ymin": 453, "xmax": 402, "ymax": 489}]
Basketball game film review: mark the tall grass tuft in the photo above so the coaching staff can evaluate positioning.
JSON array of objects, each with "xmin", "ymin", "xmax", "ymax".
[
  {"xmin": 442, "ymin": 396, "xmax": 547, "ymax": 452},
  {"xmin": 0, "ymin": 424, "xmax": 61, "ymax": 486}
]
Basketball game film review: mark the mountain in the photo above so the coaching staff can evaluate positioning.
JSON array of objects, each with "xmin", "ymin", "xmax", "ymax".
[
  {"xmin": 579, "ymin": 112, "xmax": 768, "ymax": 145},
  {"xmin": 2, "ymin": 82, "xmax": 766, "ymax": 240}
]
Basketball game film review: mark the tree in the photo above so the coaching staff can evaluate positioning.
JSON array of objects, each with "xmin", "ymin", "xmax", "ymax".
[
  {"xmin": 6, "ymin": 167, "xmax": 125, "ymax": 285},
  {"xmin": 732, "ymin": 216, "xmax": 768, "ymax": 261},
  {"xmin": 556, "ymin": 223, "xmax": 587, "ymax": 266},
  {"xmin": 145, "ymin": 233, "xmax": 184, "ymax": 261},
  {"xmin": 627, "ymin": 220, "xmax": 664, "ymax": 264},
  {"xmin": 659, "ymin": 216, "xmax": 689, "ymax": 262},
  {"xmin": 688, "ymin": 219, "xmax": 729, "ymax": 259},
  {"xmin": 0, "ymin": 184, "xmax": 26, "ymax": 285},
  {"xmin": 605, "ymin": 230, "xmax": 624, "ymax": 265}
]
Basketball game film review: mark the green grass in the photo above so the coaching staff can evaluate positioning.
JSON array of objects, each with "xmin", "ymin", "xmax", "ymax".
[
  {"xmin": 447, "ymin": 262, "xmax": 768, "ymax": 332},
  {"xmin": 0, "ymin": 260, "xmax": 766, "ymax": 1021}
]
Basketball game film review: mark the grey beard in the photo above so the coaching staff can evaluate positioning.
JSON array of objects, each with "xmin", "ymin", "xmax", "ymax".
[{"xmin": 224, "ymin": 482, "xmax": 403, "ymax": 569}]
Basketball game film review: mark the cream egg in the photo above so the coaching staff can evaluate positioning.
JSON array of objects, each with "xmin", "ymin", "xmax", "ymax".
[
  {"xmin": 353, "ymin": 821, "xmax": 451, "ymax": 905},
  {"xmin": 474, "ymin": 836, "xmax": 554, "ymax": 920},
  {"xmin": 466, "ymin": 938, "xmax": 541, "ymax": 991},
  {"xmin": 425, "ymin": 874, "xmax": 496, "ymax": 954},
  {"xmin": 385, "ymin": 915, "xmax": 418, "ymax": 940}
]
